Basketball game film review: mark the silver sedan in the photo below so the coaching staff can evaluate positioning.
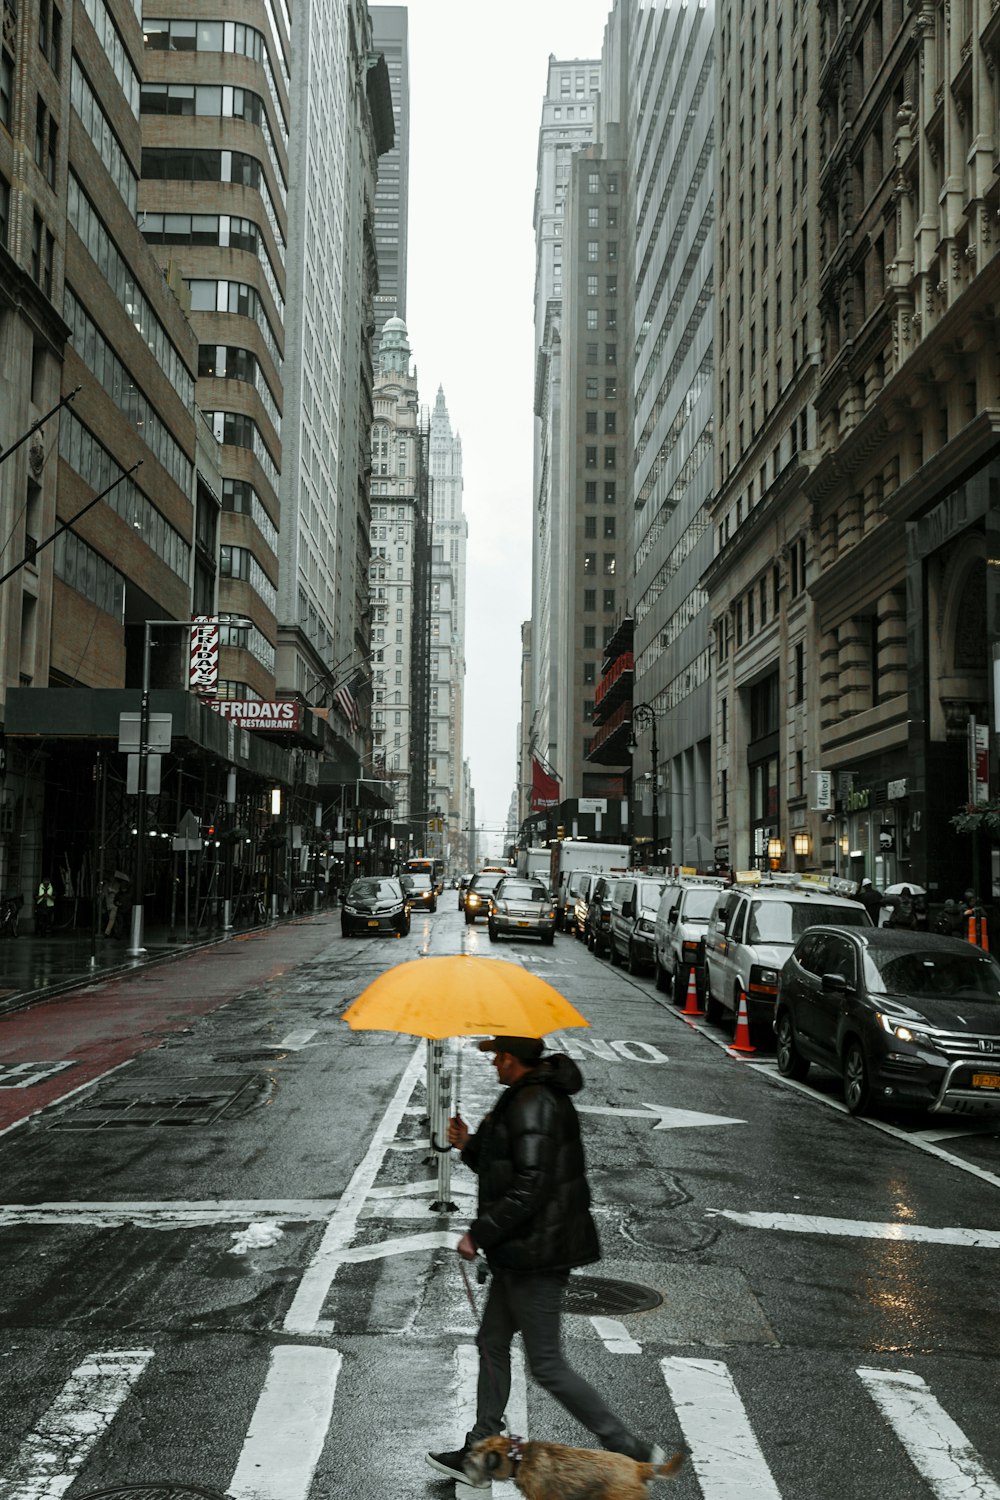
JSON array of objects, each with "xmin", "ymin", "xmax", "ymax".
[{"xmin": 487, "ymin": 878, "xmax": 557, "ymax": 945}]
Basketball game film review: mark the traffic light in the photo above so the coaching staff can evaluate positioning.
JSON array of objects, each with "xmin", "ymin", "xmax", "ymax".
[{"xmin": 556, "ymin": 825, "xmax": 565, "ymax": 840}]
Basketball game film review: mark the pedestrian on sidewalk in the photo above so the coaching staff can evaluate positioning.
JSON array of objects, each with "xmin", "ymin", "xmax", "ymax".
[{"xmin": 426, "ymin": 1035, "xmax": 664, "ymax": 1487}]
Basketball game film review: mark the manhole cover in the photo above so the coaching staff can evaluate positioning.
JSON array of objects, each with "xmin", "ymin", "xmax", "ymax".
[
  {"xmin": 563, "ymin": 1275, "xmax": 662, "ymax": 1315},
  {"xmin": 49, "ymin": 1074, "xmax": 269, "ymax": 1130},
  {"xmin": 77, "ymin": 1488, "xmax": 230, "ymax": 1500}
]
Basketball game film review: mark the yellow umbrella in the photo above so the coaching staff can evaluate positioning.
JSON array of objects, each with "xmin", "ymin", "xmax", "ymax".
[{"xmin": 342, "ymin": 953, "xmax": 590, "ymax": 1040}]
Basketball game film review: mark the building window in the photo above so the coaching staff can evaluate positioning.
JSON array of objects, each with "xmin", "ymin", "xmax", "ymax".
[
  {"xmin": 605, "ymin": 376, "xmax": 617, "ymax": 398},
  {"xmin": 586, "ymin": 240, "xmax": 598, "ymax": 261},
  {"xmin": 603, "ymin": 515, "xmax": 615, "ymax": 538},
  {"xmin": 604, "ymin": 411, "xmax": 616, "ymax": 433},
  {"xmin": 584, "ymin": 625, "xmax": 596, "ymax": 648},
  {"xmin": 0, "ymin": 50, "xmax": 12, "ymax": 129},
  {"xmin": 587, "ymin": 275, "xmax": 598, "ymax": 295},
  {"xmin": 585, "ymin": 515, "xmax": 597, "ymax": 538},
  {"xmin": 586, "ymin": 376, "xmax": 598, "ymax": 398},
  {"xmin": 0, "ymin": 174, "xmax": 9, "ymax": 248},
  {"xmin": 583, "ymin": 662, "xmax": 595, "ymax": 684},
  {"xmin": 604, "ymin": 447, "xmax": 616, "ymax": 468},
  {"xmin": 588, "ymin": 172, "xmax": 600, "ymax": 193},
  {"xmin": 587, "ymin": 206, "xmax": 599, "ymax": 227},
  {"xmin": 585, "ymin": 481, "xmax": 597, "ymax": 503},
  {"xmin": 794, "ymin": 640, "xmax": 805, "ymax": 703},
  {"xmin": 605, "ymin": 344, "xmax": 616, "ymax": 363},
  {"xmin": 583, "ymin": 552, "xmax": 596, "ymax": 573},
  {"xmin": 585, "ymin": 446, "xmax": 597, "ymax": 468},
  {"xmin": 586, "ymin": 309, "xmax": 598, "ymax": 331},
  {"xmin": 584, "ymin": 588, "xmax": 596, "ymax": 610},
  {"xmin": 604, "ymin": 481, "xmax": 616, "ymax": 504},
  {"xmin": 603, "ymin": 554, "xmax": 616, "ymax": 576},
  {"xmin": 603, "ymin": 588, "xmax": 615, "ymax": 610},
  {"xmin": 586, "ymin": 343, "xmax": 598, "ymax": 364},
  {"xmin": 585, "ymin": 412, "xmax": 598, "ymax": 436}
]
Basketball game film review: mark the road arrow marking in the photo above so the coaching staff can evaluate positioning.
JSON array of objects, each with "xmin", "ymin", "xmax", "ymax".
[{"xmin": 578, "ymin": 1103, "xmax": 746, "ymax": 1131}]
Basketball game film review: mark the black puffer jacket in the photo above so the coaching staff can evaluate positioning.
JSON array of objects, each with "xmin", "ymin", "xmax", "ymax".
[{"xmin": 462, "ymin": 1053, "xmax": 601, "ymax": 1273}]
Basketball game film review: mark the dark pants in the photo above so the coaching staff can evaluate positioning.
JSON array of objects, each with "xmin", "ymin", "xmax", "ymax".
[{"xmin": 467, "ymin": 1268, "xmax": 643, "ymax": 1458}]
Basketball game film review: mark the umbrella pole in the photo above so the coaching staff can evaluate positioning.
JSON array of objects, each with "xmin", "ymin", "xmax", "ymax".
[
  {"xmin": 430, "ymin": 1039, "xmax": 457, "ymax": 1212},
  {"xmin": 423, "ymin": 1039, "xmax": 438, "ymax": 1166}
]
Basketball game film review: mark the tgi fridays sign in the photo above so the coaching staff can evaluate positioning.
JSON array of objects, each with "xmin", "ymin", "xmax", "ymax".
[
  {"xmin": 204, "ymin": 699, "xmax": 303, "ymax": 732},
  {"xmin": 189, "ymin": 617, "xmax": 219, "ymax": 692}
]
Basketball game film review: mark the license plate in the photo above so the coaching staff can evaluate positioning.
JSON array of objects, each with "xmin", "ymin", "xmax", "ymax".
[
  {"xmin": 367, "ymin": 919, "xmax": 380, "ymax": 928},
  {"xmin": 972, "ymin": 1072, "xmax": 1000, "ymax": 1089},
  {"xmin": 518, "ymin": 921, "xmax": 531, "ymax": 928}
]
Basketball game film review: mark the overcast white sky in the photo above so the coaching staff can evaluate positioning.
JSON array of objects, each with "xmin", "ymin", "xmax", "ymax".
[{"xmin": 396, "ymin": 0, "xmax": 613, "ymax": 855}]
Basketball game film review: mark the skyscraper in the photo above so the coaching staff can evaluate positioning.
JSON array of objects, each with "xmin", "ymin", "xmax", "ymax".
[
  {"xmin": 428, "ymin": 386, "xmax": 467, "ymax": 871},
  {"xmin": 370, "ymin": 5, "xmax": 410, "ymax": 345},
  {"xmin": 529, "ymin": 55, "xmax": 599, "ymax": 783}
]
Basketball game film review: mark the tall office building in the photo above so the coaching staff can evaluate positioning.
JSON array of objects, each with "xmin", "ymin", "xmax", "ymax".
[
  {"xmin": 624, "ymin": 0, "xmax": 715, "ymax": 866},
  {"xmin": 529, "ymin": 55, "xmax": 599, "ymax": 785},
  {"xmin": 704, "ymin": 0, "xmax": 820, "ymax": 875},
  {"xmin": 276, "ymin": 0, "xmax": 393, "ymax": 753},
  {"xmin": 427, "ymin": 386, "xmax": 467, "ymax": 870},
  {"xmin": 369, "ymin": 316, "xmax": 430, "ymax": 838},
  {"xmin": 369, "ymin": 5, "xmax": 409, "ymax": 345}
]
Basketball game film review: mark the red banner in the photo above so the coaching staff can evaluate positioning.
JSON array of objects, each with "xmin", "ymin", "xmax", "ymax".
[{"xmin": 531, "ymin": 756, "xmax": 561, "ymax": 811}]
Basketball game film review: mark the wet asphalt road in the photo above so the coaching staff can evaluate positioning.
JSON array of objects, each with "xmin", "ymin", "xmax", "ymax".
[{"xmin": 0, "ymin": 905, "xmax": 999, "ymax": 1500}]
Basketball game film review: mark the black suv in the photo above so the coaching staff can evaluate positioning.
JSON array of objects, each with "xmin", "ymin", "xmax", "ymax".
[{"xmin": 774, "ymin": 926, "xmax": 1000, "ymax": 1116}]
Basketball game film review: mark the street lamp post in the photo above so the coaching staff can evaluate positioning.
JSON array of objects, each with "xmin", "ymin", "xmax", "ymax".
[{"xmin": 627, "ymin": 702, "xmax": 659, "ymax": 865}]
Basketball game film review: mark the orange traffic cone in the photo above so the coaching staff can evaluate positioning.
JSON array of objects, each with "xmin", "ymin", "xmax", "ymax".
[
  {"xmin": 682, "ymin": 966, "xmax": 703, "ymax": 1017},
  {"xmin": 731, "ymin": 989, "xmax": 756, "ymax": 1054}
]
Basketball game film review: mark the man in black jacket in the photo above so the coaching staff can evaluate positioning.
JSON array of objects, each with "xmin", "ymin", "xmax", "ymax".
[{"xmin": 426, "ymin": 1035, "xmax": 662, "ymax": 1487}]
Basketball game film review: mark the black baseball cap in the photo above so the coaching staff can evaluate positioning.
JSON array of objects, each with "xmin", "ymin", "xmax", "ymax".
[{"xmin": 478, "ymin": 1035, "xmax": 545, "ymax": 1062}]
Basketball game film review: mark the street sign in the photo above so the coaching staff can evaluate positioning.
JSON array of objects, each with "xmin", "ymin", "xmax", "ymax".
[
  {"xmin": 578, "ymin": 798, "xmax": 608, "ymax": 814},
  {"xmin": 118, "ymin": 713, "xmax": 172, "ymax": 753},
  {"xmin": 172, "ymin": 808, "xmax": 202, "ymax": 852},
  {"xmin": 127, "ymin": 754, "xmax": 161, "ymax": 796}
]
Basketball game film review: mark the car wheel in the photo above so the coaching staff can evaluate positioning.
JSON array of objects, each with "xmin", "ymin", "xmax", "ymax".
[
  {"xmin": 775, "ymin": 1012, "xmax": 809, "ymax": 1081},
  {"xmin": 672, "ymin": 966, "xmax": 688, "ymax": 1006},
  {"xmin": 655, "ymin": 955, "xmax": 669, "ymax": 992},
  {"xmin": 488, "ymin": 920, "xmax": 497, "ymax": 942},
  {"xmin": 341, "ymin": 923, "xmax": 350, "ymax": 939},
  {"xmin": 843, "ymin": 1039, "xmax": 873, "ymax": 1116},
  {"xmin": 626, "ymin": 941, "xmax": 640, "ymax": 975},
  {"xmin": 541, "ymin": 930, "xmax": 555, "ymax": 946},
  {"xmin": 609, "ymin": 939, "xmax": 621, "ymax": 967},
  {"xmin": 430, "ymin": 901, "xmax": 437, "ymax": 913}
]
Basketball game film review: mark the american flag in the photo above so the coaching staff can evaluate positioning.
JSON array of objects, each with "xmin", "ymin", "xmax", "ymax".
[{"xmin": 334, "ymin": 681, "xmax": 360, "ymax": 734}]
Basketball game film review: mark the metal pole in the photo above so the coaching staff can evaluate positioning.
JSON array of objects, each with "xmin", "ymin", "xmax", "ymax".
[
  {"xmin": 651, "ymin": 713, "xmax": 659, "ymax": 863},
  {"xmin": 127, "ymin": 622, "xmax": 152, "ymax": 956},
  {"xmin": 223, "ymin": 769, "xmax": 236, "ymax": 931},
  {"xmin": 89, "ymin": 751, "xmax": 101, "ymax": 968}
]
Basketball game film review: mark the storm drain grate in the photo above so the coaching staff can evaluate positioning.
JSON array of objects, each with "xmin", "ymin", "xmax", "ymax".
[
  {"xmin": 49, "ymin": 1073, "xmax": 263, "ymax": 1130},
  {"xmin": 563, "ymin": 1276, "xmax": 663, "ymax": 1316}
]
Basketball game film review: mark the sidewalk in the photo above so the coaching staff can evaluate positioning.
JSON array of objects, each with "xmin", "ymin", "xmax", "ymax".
[{"xmin": 0, "ymin": 905, "xmax": 333, "ymax": 1016}]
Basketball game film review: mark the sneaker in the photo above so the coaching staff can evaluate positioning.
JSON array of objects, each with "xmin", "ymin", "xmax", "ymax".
[{"xmin": 426, "ymin": 1446, "xmax": 490, "ymax": 1488}]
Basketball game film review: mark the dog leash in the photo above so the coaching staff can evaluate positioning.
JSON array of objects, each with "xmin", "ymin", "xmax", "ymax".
[{"xmin": 458, "ymin": 1258, "xmax": 525, "ymax": 1462}]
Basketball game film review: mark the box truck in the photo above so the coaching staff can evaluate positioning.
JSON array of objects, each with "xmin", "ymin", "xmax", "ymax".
[{"xmin": 550, "ymin": 841, "xmax": 631, "ymax": 930}]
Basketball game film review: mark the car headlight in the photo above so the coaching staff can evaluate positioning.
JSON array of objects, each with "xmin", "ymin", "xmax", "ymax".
[
  {"xmin": 876, "ymin": 1013, "xmax": 934, "ymax": 1046},
  {"xmin": 757, "ymin": 968, "xmax": 780, "ymax": 985},
  {"xmin": 548, "ymin": 908, "xmax": 556, "ymax": 919},
  {"xmin": 345, "ymin": 904, "xmax": 358, "ymax": 914},
  {"xmin": 468, "ymin": 893, "xmax": 480, "ymax": 906},
  {"xmin": 637, "ymin": 918, "xmax": 655, "ymax": 934}
]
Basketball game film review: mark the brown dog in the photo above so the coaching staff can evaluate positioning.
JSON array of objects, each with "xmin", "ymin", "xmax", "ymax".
[{"xmin": 462, "ymin": 1435, "xmax": 687, "ymax": 1498}]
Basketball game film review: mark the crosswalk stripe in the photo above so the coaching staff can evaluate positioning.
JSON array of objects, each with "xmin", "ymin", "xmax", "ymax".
[
  {"xmin": 227, "ymin": 1346, "xmax": 341, "ymax": 1500},
  {"xmin": 0, "ymin": 1348, "xmax": 154, "ymax": 1500},
  {"xmin": 454, "ymin": 1343, "xmax": 528, "ymax": 1494},
  {"xmin": 857, "ymin": 1367, "xmax": 1000, "ymax": 1499},
  {"xmin": 660, "ymin": 1356, "xmax": 782, "ymax": 1499}
]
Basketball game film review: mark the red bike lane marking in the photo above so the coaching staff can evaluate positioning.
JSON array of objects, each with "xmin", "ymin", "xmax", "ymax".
[{"xmin": 0, "ymin": 920, "xmax": 337, "ymax": 1135}]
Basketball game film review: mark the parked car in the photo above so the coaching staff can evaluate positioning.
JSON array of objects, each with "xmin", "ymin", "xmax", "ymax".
[
  {"xmin": 653, "ymin": 877, "xmax": 728, "ymax": 1003},
  {"xmin": 488, "ymin": 877, "xmax": 557, "ymax": 945},
  {"xmin": 584, "ymin": 875, "xmax": 614, "ymax": 956},
  {"xmin": 774, "ymin": 927, "xmax": 1000, "ymax": 1116},
  {"xmin": 608, "ymin": 875, "xmax": 667, "ymax": 973},
  {"xmin": 406, "ymin": 872, "xmax": 438, "ymax": 913},
  {"xmin": 464, "ymin": 868, "xmax": 510, "ymax": 924},
  {"xmin": 556, "ymin": 869, "xmax": 597, "ymax": 932},
  {"xmin": 341, "ymin": 876, "xmax": 410, "ymax": 938},
  {"xmin": 572, "ymin": 873, "xmax": 599, "ymax": 939},
  {"xmin": 702, "ymin": 876, "xmax": 871, "ymax": 1035}
]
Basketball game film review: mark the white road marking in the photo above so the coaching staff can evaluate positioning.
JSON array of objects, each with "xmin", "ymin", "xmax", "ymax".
[
  {"xmin": 857, "ymin": 1367, "xmax": 1000, "ymax": 1498},
  {"xmin": 0, "ymin": 1057, "xmax": 137, "ymax": 1140},
  {"xmin": 590, "ymin": 1316, "xmax": 641, "ymax": 1353},
  {"xmin": 661, "ymin": 1356, "xmax": 781, "ymax": 1499},
  {"xmin": 362, "ymin": 1197, "xmax": 475, "ymax": 1220},
  {"xmin": 548, "ymin": 1034, "xmax": 669, "ymax": 1064},
  {"xmin": 0, "ymin": 1062, "xmax": 76, "ymax": 1089},
  {"xmin": 0, "ymin": 1200, "xmax": 337, "ymax": 1228},
  {"xmin": 228, "ymin": 1346, "xmax": 341, "ymax": 1500},
  {"xmin": 274, "ymin": 1029, "xmax": 318, "ymax": 1050},
  {"xmin": 578, "ymin": 1103, "xmax": 745, "ymax": 1131},
  {"xmin": 283, "ymin": 1041, "xmax": 426, "ymax": 1333},
  {"xmin": 337, "ymin": 1228, "xmax": 457, "ymax": 1261},
  {"xmin": 708, "ymin": 1209, "xmax": 1000, "ymax": 1248},
  {"xmin": 454, "ymin": 1342, "xmax": 527, "ymax": 1495},
  {"xmin": 0, "ymin": 1347, "xmax": 154, "ymax": 1500}
]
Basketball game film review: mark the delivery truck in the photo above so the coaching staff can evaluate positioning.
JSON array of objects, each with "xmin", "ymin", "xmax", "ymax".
[
  {"xmin": 516, "ymin": 846, "xmax": 554, "ymax": 884},
  {"xmin": 550, "ymin": 841, "xmax": 630, "ymax": 930}
]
